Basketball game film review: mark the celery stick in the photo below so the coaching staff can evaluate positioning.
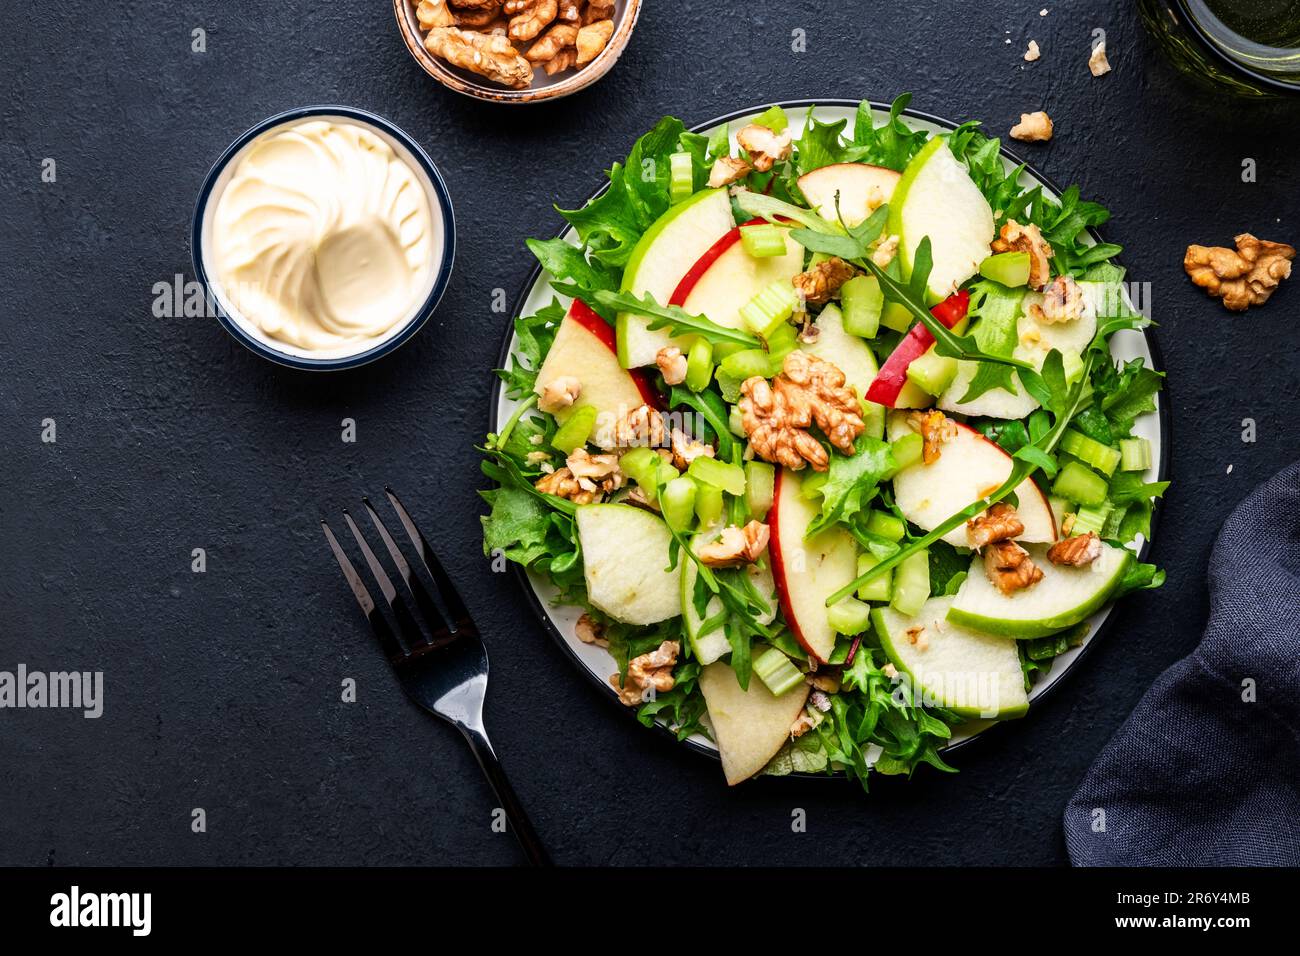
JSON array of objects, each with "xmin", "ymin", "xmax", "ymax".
[
  {"xmin": 745, "ymin": 461, "xmax": 775, "ymax": 519},
  {"xmin": 890, "ymin": 549, "xmax": 930, "ymax": 617},
  {"xmin": 866, "ymin": 509, "xmax": 906, "ymax": 542},
  {"xmin": 828, "ymin": 597, "xmax": 872, "ymax": 635},
  {"xmin": 1060, "ymin": 428, "xmax": 1121, "ymax": 476},
  {"xmin": 1052, "ymin": 461, "xmax": 1108, "ymax": 506},
  {"xmin": 687, "ymin": 456, "xmax": 747, "ymax": 495},
  {"xmin": 739, "ymin": 223, "xmax": 788, "ymax": 258},
  {"xmin": 661, "ymin": 476, "xmax": 697, "ymax": 531},
  {"xmin": 685, "ymin": 338, "xmax": 714, "ymax": 392},
  {"xmin": 753, "ymin": 647, "xmax": 803, "ymax": 696},
  {"xmin": 551, "ymin": 405, "xmax": 597, "ymax": 454},
  {"xmin": 1119, "ymin": 437, "xmax": 1151, "ymax": 472},
  {"xmin": 840, "ymin": 275, "xmax": 884, "ymax": 338},
  {"xmin": 856, "ymin": 552, "xmax": 893, "ymax": 602},
  {"xmin": 694, "ymin": 481, "xmax": 724, "ymax": 527}
]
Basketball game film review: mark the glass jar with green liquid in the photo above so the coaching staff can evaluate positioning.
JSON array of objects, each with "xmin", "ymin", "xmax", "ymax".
[{"xmin": 1139, "ymin": 0, "xmax": 1300, "ymax": 95}]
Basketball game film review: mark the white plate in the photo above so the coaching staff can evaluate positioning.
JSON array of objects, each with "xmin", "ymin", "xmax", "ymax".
[{"xmin": 491, "ymin": 101, "xmax": 1167, "ymax": 769}]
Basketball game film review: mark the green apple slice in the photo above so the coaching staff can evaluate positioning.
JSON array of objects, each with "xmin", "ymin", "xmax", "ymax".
[
  {"xmin": 576, "ymin": 504, "xmax": 682, "ymax": 625},
  {"xmin": 699, "ymin": 661, "xmax": 810, "ymax": 785},
  {"xmin": 947, "ymin": 542, "xmax": 1134, "ymax": 638},
  {"xmin": 799, "ymin": 303, "xmax": 879, "ymax": 398},
  {"xmin": 872, "ymin": 596, "xmax": 1029, "ymax": 718},
  {"xmin": 796, "ymin": 162, "xmax": 900, "ymax": 228},
  {"xmin": 887, "ymin": 137, "xmax": 995, "ymax": 302},
  {"xmin": 683, "ymin": 532, "xmax": 777, "ymax": 665},
  {"xmin": 616, "ymin": 189, "xmax": 735, "ymax": 368}
]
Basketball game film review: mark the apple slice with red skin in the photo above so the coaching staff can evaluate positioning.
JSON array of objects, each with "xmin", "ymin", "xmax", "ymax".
[
  {"xmin": 669, "ymin": 218, "xmax": 803, "ymax": 329},
  {"xmin": 864, "ymin": 289, "xmax": 970, "ymax": 408},
  {"xmin": 797, "ymin": 163, "xmax": 901, "ymax": 228},
  {"xmin": 533, "ymin": 299, "xmax": 661, "ymax": 425},
  {"xmin": 769, "ymin": 468, "xmax": 859, "ymax": 663}
]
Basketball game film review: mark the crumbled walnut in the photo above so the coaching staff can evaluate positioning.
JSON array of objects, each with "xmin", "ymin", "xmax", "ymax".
[
  {"xmin": 566, "ymin": 447, "xmax": 622, "ymax": 483},
  {"xmin": 793, "ymin": 257, "xmax": 858, "ymax": 306},
  {"xmin": 537, "ymin": 374, "xmax": 581, "ymax": 413},
  {"xmin": 1088, "ymin": 40, "xmax": 1111, "ymax": 76},
  {"xmin": 417, "ymin": 0, "xmax": 456, "ymax": 30},
  {"xmin": 984, "ymin": 540, "xmax": 1044, "ymax": 594},
  {"xmin": 583, "ymin": 0, "xmax": 614, "ymax": 23},
  {"xmin": 1024, "ymin": 39, "xmax": 1041, "ymax": 62},
  {"xmin": 507, "ymin": 0, "xmax": 557, "ymax": 41},
  {"xmin": 534, "ymin": 467, "xmax": 600, "ymax": 503},
  {"xmin": 1010, "ymin": 110, "xmax": 1053, "ymax": 143},
  {"xmin": 740, "ymin": 351, "xmax": 866, "ymax": 472},
  {"xmin": 575, "ymin": 18, "xmax": 614, "ymax": 65},
  {"xmin": 524, "ymin": 21, "xmax": 577, "ymax": 61},
  {"xmin": 790, "ymin": 711, "xmax": 820, "ymax": 738},
  {"xmin": 655, "ymin": 346, "xmax": 687, "ymax": 386},
  {"xmin": 1184, "ymin": 234, "xmax": 1295, "ymax": 312},
  {"xmin": 604, "ymin": 404, "xmax": 666, "ymax": 451},
  {"xmin": 881, "ymin": 662, "xmax": 899, "ymax": 680},
  {"xmin": 967, "ymin": 502, "xmax": 1025, "ymax": 549},
  {"xmin": 611, "ymin": 640, "xmax": 679, "ymax": 706},
  {"xmin": 697, "ymin": 521, "xmax": 770, "ymax": 567},
  {"xmin": 669, "ymin": 428, "xmax": 714, "ymax": 470},
  {"xmin": 1061, "ymin": 512, "xmax": 1077, "ymax": 536},
  {"xmin": 905, "ymin": 624, "xmax": 926, "ymax": 646},
  {"xmin": 525, "ymin": 450, "xmax": 551, "ymax": 465},
  {"xmin": 1047, "ymin": 531, "xmax": 1102, "ymax": 567},
  {"xmin": 622, "ymin": 485, "xmax": 661, "ymax": 513},
  {"xmin": 425, "ymin": 27, "xmax": 534, "ymax": 88},
  {"xmin": 808, "ymin": 689, "xmax": 832, "ymax": 712},
  {"xmin": 807, "ymin": 673, "xmax": 840, "ymax": 693},
  {"xmin": 575, "ymin": 612, "xmax": 609, "ymax": 648},
  {"xmin": 736, "ymin": 123, "xmax": 793, "ymax": 173},
  {"xmin": 906, "ymin": 409, "xmax": 958, "ymax": 465},
  {"xmin": 991, "ymin": 220, "xmax": 1054, "ymax": 290},
  {"xmin": 708, "ymin": 155, "xmax": 752, "ymax": 188},
  {"xmin": 1030, "ymin": 274, "xmax": 1086, "ymax": 324},
  {"xmin": 872, "ymin": 234, "xmax": 900, "ymax": 268}
]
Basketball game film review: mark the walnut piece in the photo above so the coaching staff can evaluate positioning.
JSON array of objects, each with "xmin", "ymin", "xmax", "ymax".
[
  {"xmin": 425, "ymin": 27, "xmax": 534, "ymax": 89},
  {"xmin": 602, "ymin": 403, "xmax": 666, "ymax": 451},
  {"xmin": 1024, "ymin": 40, "xmax": 1041, "ymax": 62},
  {"xmin": 984, "ymin": 540, "xmax": 1044, "ymax": 594},
  {"xmin": 537, "ymin": 374, "xmax": 580, "ymax": 413},
  {"xmin": 697, "ymin": 521, "xmax": 770, "ymax": 568},
  {"xmin": 807, "ymin": 673, "xmax": 840, "ymax": 693},
  {"xmin": 790, "ymin": 711, "xmax": 820, "ymax": 738},
  {"xmin": 542, "ymin": 47, "xmax": 577, "ymax": 74},
  {"xmin": 417, "ymin": 0, "xmax": 456, "ymax": 30},
  {"xmin": 736, "ymin": 123, "xmax": 793, "ymax": 173},
  {"xmin": 1010, "ymin": 111, "xmax": 1053, "ymax": 143},
  {"xmin": 575, "ymin": 18, "xmax": 614, "ymax": 65},
  {"xmin": 557, "ymin": 0, "xmax": 582, "ymax": 21},
  {"xmin": 740, "ymin": 351, "xmax": 866, "ymax": 472},
  {"xmin": 584, "ymin": 0, "xmax": 614, "ymax": 23},
  {"xmin": 793, "ymin": 257, "xmax": 858, "ymax": 306},
  {"xmin": 669, "ymin": 428, "xmax": 714, "ymax": 471},
  {"xmin": 535, "ymin": 467, "xmax": 599, "ymax": 503},
  {"xmin": 655, "ymin": 346, "xmax": 687, "ymax": 386},
  {"xmin": 451, "ymin": 0, "xmax": 504, "ymax": 29},
  {"xmin": 967, "ymin": 502, "xmax": 1025, "ymax": 549},
  {"xmin": 566, "ymin": 447, "xmax": 622, "ymax": 483},
  {"xmin": 575, "ymin": 612, "xmax": 609, "ymax": 647},
  {"xmin": 1030, "ymin": 274, "xmax": 1086, "ymax": 324},
  {"xmin": 907, "ymin": 408, "xmax": 957, "ymax": 465},
  {"xmin": 872, "ymin": 234, "xmax": 900, "ymax": 268},
  {"xmin": 507, "ymin": 0, "xmax": 558, "ymax": 41},
  {"xmin": 611, "ymin": 640, "xmax": 679, "ymax": 706},
  {"xmin": 991, "ymin": 220, "xmax": 1054, "ymax": 290},
  {"xmin": 708, "ymin": 155, "xmax": 752, "ymax": 188},
  {"xmin": 1047, "ymin": 531, "xmax": 1102, "ymax": 567},
  {"xmin": 1089, "ymin": 40, "xmax": 1112, "ymax": 76},
  {"xmin": 1184, "ymin": 234, "xmax": 1295, "ymax": 312},
  {"xmin": 524, "ymin": 22, "xmax": 577, "ymax": 61}
]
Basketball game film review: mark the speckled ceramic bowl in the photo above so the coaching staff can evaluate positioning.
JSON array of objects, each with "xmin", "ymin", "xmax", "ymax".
[{"xmin": 394, "ymin": 0, "xmax": 641, "ymax": 103}]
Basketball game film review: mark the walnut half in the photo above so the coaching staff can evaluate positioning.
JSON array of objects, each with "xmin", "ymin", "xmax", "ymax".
[
  {"xmin": 611, "ymin": 640, "xmax": 679, "ymax": 706},
  {"xmin": 1184, "ymin": 234, "xmax": 1295, "ymax": 312},
  {"xmin": 984, "ymin": 540, "xmax": 1043, "ymax": 594},
  {"xmin": 425, "ymin": 26, "xmax": 534, "ymax": 89},
  {"xmin": 739, "ymin": 351, "xmax": 866, "ymax": 472}
]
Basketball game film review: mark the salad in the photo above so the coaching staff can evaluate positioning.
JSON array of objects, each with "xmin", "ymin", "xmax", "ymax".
[{"xmin": 481, "ymin": 96, "xmax": 1167, "ymax": 789}]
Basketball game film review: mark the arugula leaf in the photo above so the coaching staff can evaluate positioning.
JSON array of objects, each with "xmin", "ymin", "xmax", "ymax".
[
  {"xmin": 958, "ymin": 280, "xmax": 1026, "ymax": 403},
  {"xmin": 808, "ymin": 435, "xmax": 896, "ymax": 535},
  {"xmin": 594, "ymin": 290, "xmax": 761, "ymax": 349},
  {"xmin": 927, "ymin": 541, "xmax": 970, "ymax": 595},
  {"xmin": 669, "ymin": 385, "xmax": 735, "ymax": 460}
]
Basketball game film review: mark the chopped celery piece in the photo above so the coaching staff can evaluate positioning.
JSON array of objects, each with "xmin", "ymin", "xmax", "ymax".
[
  {"xmin": 1070, "ymin": 501, "xmax": 1111, "ymax": 536},
  {"xmin": 1063, "ymin": 350, "xmax": 1085, "ymax": 388},
  {"xmin": 685, "ymin": 338, "xmax": 714, "ymax": 391},
  {"xmin": 886, "ymin": 432, "xmax": 923, "ymax": 475},
  {"xmin": 1060, "ymin": 429, "xmax": 1122, "ymax": 477},
  {"xmin": 1052, "ymin": 461, "xmax": 1108, "ymax": 506},
  {"xmin": 828, "ymin": 597, "xmax": 872, "ymax": 636},
  {"xmin": 880, "ymin": 301, "xmax": 913, "ymax": 333},
  {"xmin": 620, "ymin": 446, "xmax": 676, "ymax": 500},
  {"xmin": 978, "ymin": 251, "xmax": 1031, "ymax": 287},
  {"xmin": 752, "ymin": 104, "xmax": 789, "ymax": 133},
  {"xmin": 720, "ymin": 348, "xmax": 779, "ymax": 380},
  {"xmin": 1119, "ymin": 437, "xmax": 1152, "ymax": 472},
  {"xmin": 668, "ymin": 152, "xmax": 694, "ymax": 204},
  {"xmin": 745, "ymin": 461, "xmax": 775, "ymax": 519},
  {"xmin": 740, "ymin": 280, "xmax": 797, "ymax": 336},
  {"xmin": 856, "ymin": 552, "xmax": 893, "ymax": 602},
  {"xmin": 840, "ymin": 275, "xmax": 884, "ymax": 338},
  {"xmin": 800, "ymin": 471, "xmax": 828, "ymax": 500},
  {"xmin": 906, "ymin": 349, "xmax": 958, "ymax": 396},
  {"xmin": 739, "ymin": 223, "xmax": 788, "ymax": 258},
  {"xmin": 728, "ymin": 405, "xmax": 746, "ymax": 437},
  {"xmin": 693, "ymin": 481, "xmax": 724, "ymax": 527},
  {"xmin": 551, "ymin": 405, "xmax": 597, "ymax": 454},
  {"xmin": 713, "ymin": 340, "xmax": 746, "ymax": 360},
  {"xmin": 859, "ymin": 399, "xmax": 886, "ymax": 440},
  {"xmin": 865, "ymin": 509, "xmax": 906, "ymax": 542},
  {"xmin": 890, "ymin": 549, "xmax": 931, "ymax": 617},
  {"xmin": 661, "ymin": 476, "xmax": 697, "ymax": 531},
  {"xmin": 687, "ymin": 456, "xmax": 747, "ymax": 495},
  {"xmin": 764, "ymin": 321, "xmax": 798, "ymax": 364},
  {"xmin": 753, "ymin": 647, "xmax": 803, "ymax": 696}
]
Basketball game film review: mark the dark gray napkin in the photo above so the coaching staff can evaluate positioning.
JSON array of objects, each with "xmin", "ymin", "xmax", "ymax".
[{"xmin": 1063, "ymin": 461, "xmax": 1300, "ymax": 866}]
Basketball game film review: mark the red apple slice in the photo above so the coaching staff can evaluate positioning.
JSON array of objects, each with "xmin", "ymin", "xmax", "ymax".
[
  {"xmin": 769, "ymin": 468, "xmax": 859, "ymax": 663},
  {"xmin": 886, "ymin": 412, "xmax": 1056, "ymax": 547},
  {"xmin": 534, "ymin": 299, "xmax": 660, "ymax": 426},
  {"xmin": 864, "ymin": 289, "xmax": 970, "ymax": 408},
  {"xmin": 669, "ymin": 219, "xmax": 804, "ymax": 330},
  {"xmin": 797, "ymin": 162, "xmax": 901, "ymax": 228}
]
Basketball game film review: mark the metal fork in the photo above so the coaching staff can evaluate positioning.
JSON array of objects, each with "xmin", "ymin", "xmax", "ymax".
[{"xmin": 322, "ymin": 487, "xmax": 550, "ymax": 866}]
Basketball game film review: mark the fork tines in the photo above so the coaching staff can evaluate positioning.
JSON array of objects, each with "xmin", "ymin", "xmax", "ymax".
[{"xmin": 322, "ymin": 488, "xmax": 469, "ymax": 662}]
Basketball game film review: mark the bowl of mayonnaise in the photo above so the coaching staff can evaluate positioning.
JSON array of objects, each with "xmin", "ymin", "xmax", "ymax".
[{"xmin": 192, "ymin": 106, "xmax": 455, "ymax": 369}]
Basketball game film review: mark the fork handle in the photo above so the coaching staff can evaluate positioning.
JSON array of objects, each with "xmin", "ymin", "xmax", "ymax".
[{"xmin": 460, "ymin": 727, "xmax": 552, "ymax": 866}]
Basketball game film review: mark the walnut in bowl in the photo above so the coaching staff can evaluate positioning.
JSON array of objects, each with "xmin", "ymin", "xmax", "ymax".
[{"xmin": 395, "ymin": 0, "xmax": 640, "ymax": 102}]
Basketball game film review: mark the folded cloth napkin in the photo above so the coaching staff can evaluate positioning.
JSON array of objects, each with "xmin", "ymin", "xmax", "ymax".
[{"xmin": 1063, "ymin": 461, "xmax": 1300, "ymax": 866}]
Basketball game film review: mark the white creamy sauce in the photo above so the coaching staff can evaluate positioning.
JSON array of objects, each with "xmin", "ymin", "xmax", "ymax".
[{"xmin": 212, "ymin": 120, "xmax": 436, "ymax": 352}]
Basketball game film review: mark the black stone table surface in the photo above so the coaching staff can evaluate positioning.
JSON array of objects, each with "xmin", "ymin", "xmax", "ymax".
[{"xmin": 2, "ymin": 0, "xmax": 1297, "ymax": 866}]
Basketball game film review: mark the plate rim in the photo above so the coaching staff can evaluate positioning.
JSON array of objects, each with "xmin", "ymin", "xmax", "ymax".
[{"xmin": 487, "ymin": 98, "xmax": 1171, "ymax": 777}]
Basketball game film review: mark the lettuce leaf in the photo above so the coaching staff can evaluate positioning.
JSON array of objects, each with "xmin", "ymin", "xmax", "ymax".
[{"xmin": 808, "ymin": 434, "xmax": 895, "ymax": 535}]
